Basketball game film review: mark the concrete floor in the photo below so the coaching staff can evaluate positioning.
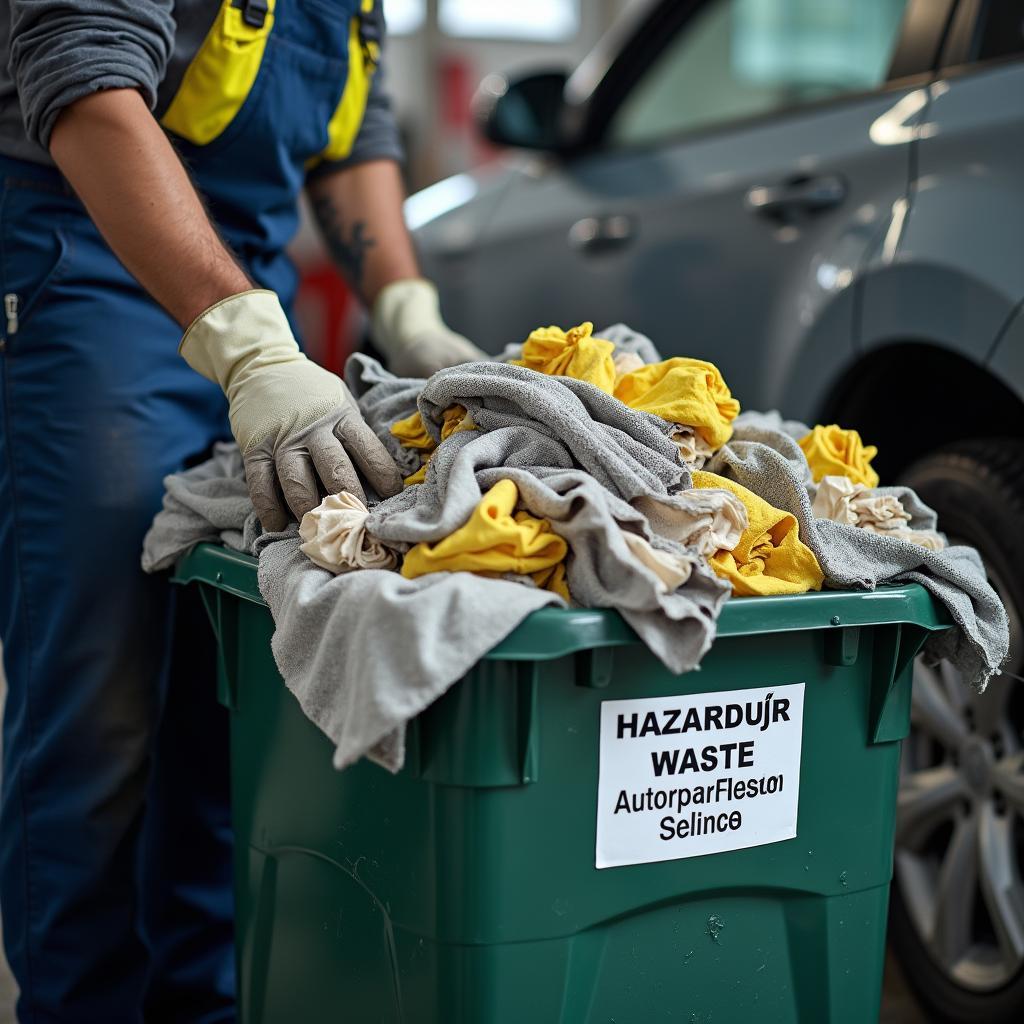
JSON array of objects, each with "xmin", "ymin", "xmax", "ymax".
[{"xmin": 0, "ymin": 647, "xmax": 930, "ymax": 1023}]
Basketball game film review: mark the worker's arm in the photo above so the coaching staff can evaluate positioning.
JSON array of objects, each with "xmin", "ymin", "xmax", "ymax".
[
  {"xmin": 49, "ymin": 89, "xmax": 402, "ymax": 527},
  {"xmin": 307, "ymin": 159, "xmax": 486, "ymax": 377},
  {"xmin": 306, "ymin": 157, "xmax": 417, "ymax": 309},
  {"xmin": 50, "ymin": 89, "xmax": 250, "ymax": 326}
]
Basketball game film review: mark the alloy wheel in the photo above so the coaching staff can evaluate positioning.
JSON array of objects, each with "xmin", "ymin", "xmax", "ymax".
[{"xmin": 896, "ymin": 556, "xmax": 1024, "ymax": 992}]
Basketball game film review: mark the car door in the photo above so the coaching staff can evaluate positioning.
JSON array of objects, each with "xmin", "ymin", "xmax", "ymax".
[{"xmin": 463, "ymin": 0, "xmax": 948, "ymax": 417}]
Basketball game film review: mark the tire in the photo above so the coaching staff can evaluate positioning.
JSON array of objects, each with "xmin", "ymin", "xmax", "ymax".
[{"xmin": 889, "ymin": 439, "xmax": 1024, "ymax": 1024}]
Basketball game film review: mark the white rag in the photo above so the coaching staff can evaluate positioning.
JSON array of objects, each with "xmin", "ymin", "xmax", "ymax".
[
  {"xmin": 812, "ymin": 475, "xmax": 946, "ymax": 551},
  {"xmin": 669, "ymin": 424, "xmax": 717, "ymax": 471},
  {"xmin": 299, "ymin": 492, "xmax": 399, "ymax": 574},
  {"xmin": 621, "ymin": 531, "xmax": 699, "ymax": 594}
]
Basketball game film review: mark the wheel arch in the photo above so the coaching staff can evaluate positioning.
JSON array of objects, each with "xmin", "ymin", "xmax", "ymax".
[{"xmin": 815, "ymin": 341, "xmax": 1024, "ymax": 481}]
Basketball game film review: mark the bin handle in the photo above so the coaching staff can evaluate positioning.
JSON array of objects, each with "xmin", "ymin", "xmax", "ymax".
[
  {"xmin": 197, "ymin": 582, "xmax": 240, "ymax": 710},
  {"xmin": 517, "ymin": 663, "xmax": 541, "ymax": 784},
  {"xmin": 869, "ymin": 623, "xmax": 930, "ymax": 744}
]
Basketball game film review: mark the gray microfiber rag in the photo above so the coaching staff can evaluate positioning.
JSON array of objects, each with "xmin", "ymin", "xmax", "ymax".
[
  {"xmin": 253, "ymin": 538, "xmax": 561, "ymax": 772},
  {"xmin": 706, "ymin": 412, "xmax": 1009, "ymax": 690},
  {"xmin": 141, "ymin": 443, "xmax": 261, "ymax": 572},
  {"xmin": 345, "ymin": 356, "xmax": 424, "ymax": 476}
]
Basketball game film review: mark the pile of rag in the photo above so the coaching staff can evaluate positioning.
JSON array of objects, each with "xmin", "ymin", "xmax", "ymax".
[{"xmin": 142, "ymin": 321, "xmax": 1009, "ymax": 773}]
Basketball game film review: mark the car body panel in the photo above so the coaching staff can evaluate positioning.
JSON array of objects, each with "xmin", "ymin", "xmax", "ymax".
[
  {"xmin": 422, "ymin": 88, "xmax": 921, "ymax": 419},
  {"xmin": 989, "ymin": 302, "xmax": 1024, "ymax": 405},
  {"xmin": 860, "ymin": 65, "xmax": 1024, "ymax": 368}
]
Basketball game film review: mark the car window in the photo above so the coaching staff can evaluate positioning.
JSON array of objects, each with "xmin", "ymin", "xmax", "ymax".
[
  {"xmin": 973, "ymin": 0, "xmax": 1024, "ymax": 62},
  {"xmin": 607, "ymin": 0, "xmax": 909, "ymax": 147}
]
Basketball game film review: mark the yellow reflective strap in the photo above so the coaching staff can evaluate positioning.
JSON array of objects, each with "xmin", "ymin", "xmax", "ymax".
[
  {"xmin": 310, "ymin": 14, "xmax": 377, "ymax": 167},
  {"xmin": 162, "ymin": 0, "xmax": 277, "ymax": 146}
]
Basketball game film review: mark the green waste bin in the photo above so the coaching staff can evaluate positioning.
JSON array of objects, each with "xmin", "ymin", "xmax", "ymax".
[{"xmin": 174, "ymin": 542, "xmax": 951, "ymax": 1024}]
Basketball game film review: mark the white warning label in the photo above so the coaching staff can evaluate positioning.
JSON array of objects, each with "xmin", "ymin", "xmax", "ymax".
[{"xmin": 596, "ymin": 683, "xmax": 805, "ymax": 869}]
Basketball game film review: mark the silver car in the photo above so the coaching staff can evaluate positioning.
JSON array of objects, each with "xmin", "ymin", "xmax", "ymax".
[{"xmin": 410, "ymin": 0, "xmax": 1024, "ymax": 1019}]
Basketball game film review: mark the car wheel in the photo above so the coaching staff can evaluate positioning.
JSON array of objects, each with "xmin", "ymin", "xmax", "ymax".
[{"xmin": 889, "ymin": 440, "xmax": 1024, "ymax": 1023}]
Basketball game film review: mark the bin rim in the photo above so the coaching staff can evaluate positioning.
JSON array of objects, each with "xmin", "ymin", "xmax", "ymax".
[{"xmin": 173, "ymin": 542, "xmax": 951, "ymax": 661}]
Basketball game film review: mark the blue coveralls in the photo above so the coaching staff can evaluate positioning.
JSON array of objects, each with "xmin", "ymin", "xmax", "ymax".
[{"xmin": 0, "ymin": 1, "xmax": 364, "ymax": 1019}]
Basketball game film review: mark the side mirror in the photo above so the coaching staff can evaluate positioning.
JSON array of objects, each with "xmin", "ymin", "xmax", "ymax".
[{"xmin": 473, "ymin": 70, "xmax": 570, "ymax": 153}]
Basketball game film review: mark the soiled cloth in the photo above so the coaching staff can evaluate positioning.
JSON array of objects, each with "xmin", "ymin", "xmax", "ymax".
[
  {"xmin": 800, "ymin": 424, "xmax": 880, "ymax": 488},
  {"xmin": 391, "ymin": 404, "xmax": 477, "ymax": 488},
  {"xmin": 614, "ymin": 357, "xmax": 740, "ymax": 449},
  {"xmin": 598, "ymin": 323, "xmax": 663, "ymax": 366},
  {"xmin": 299, "ymin": 492, "xmax": 399, "ymax": 574},
  {"xmin": 622, "ymin": 532, "xmax": 700, "ymax": 594},
  {"xmin": 861, "ymin": 524, "xmax": 947, "ymax": 551},
  {"xmin": 390, "ymin": 408, "xmax": 436, "ymax": 453},
  {"xmin": 511, "ymin": 321, "xmax": 617, "ymax": 394},
  {"xmin": 368, "ymin": 358, "xmax": 687, "ymax": 499},
  {"xmin": 254, "ymin": 538, "xmax": 561, "ymax": 772},
  {"xmin": 706, "ymin": 412, "xmax": 1009, "ymax": 689},
  {"xmin": 669, "ymin": 424, "xmax": 716, "ymax": 471},
  {"xmin": 693, "ymin": 471, "xmax": 824, "ymax": 596},
  {"xmin": 346, "ymin": 357, "xmax": 425, "ymax": 476},
  {"xmin": 391, "ymin": 404, "xmax": 475, "ymax": 456},
  {"xmin": 401, "ymin": 478, "xmax": 570, "ymax": 600},
  {"xmin": 813, "ymin": 475, "xmax": 947, "ymax": 551},
  {"xmin": 141, "ymin": 443, "xmax": 261, "ymax": 572},
  {"xmin": 631, "ymin": 490, "xmax": 746, "ymax": 557},
  {"xmin": 614, "ymin": 351, "xmax": 646, "ymax": 378}
]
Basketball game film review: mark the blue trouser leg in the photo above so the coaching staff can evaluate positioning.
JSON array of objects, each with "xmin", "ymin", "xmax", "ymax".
[
  {"xmin": 137, "ymin": 586, "xmax": 234, "ymax": 1024},
  {"xmin": 0, "ymin": 160, "xmax": 235, "ymax": 1023}
]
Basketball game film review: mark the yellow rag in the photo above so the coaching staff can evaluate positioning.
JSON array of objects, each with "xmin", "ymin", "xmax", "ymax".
[
  {"xmin": 614, "ymin": 358, "xmax": 739, "ymax": 449},
  {"xmin": 441, "ymin": 404, "xmax": 476, "ymax": 440},
  {"xmin": 799, "ymin": 424, "xmax": 879, "ymax": 488},
  {"xmin": 401, "ymin": 478, "xmax": 571, "ymax": 600},
  {"xmin": 394, "ymin": 405, "xmax": 477, "ymax": 487},
  {"xmin": 512, "ymin": 322, "xmax": 616, "ymax": 394},
  {"xmin": 403, "ymin": 460, "xmax": 429, "ymax": 487},
  {"xmin": 692, "ymin": 471, "xmax": 824, "ymax": 596},
  {"xmin": 390, "ymin": 409, "xmax": 435, "ymax": 452}
]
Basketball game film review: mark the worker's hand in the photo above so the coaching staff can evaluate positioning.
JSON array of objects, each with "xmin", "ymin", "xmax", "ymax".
[
  {"xmin": 181, "ymin": 290, "xmax": 403, "ymax": 531},
  {"xmin": 371, "ymin": 278, "xmax": 486, "ymax": 378}
]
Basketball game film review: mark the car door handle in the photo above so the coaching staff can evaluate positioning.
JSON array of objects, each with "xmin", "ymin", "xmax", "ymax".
[
  {"xmin": 568, "ymin": 214, "xmax": 635, "ymax": 253},
  {"xmin": 746, "ymin": 175, "xmax": 847, "ymax": 218}
]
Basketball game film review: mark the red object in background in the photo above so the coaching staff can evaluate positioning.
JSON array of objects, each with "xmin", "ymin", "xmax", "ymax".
[
  {"xmin": 296, "ymin": 265, "xmax": 357, "ymax": 375},
  {"xmin": 440, "ymin": 53, "xmax": 474, "ymax": 130}
]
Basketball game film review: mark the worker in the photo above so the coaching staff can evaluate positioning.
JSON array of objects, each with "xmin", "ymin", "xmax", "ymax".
[{"xmin": 0, "ymin": 2, "xmax": 482, "ymax": 1020}]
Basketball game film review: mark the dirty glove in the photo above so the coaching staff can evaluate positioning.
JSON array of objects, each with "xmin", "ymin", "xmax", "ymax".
[
  {"xmin": 371, "ymin": 278, "xmax": 486, "ymax": 377},
  {"xmin": 181, "ymin": 289, "xmax": 403, "ymax": 531}
]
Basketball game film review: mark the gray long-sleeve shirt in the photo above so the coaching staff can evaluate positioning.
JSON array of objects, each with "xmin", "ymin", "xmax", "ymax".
[{"xmin": 0, "ymin": 0, "xmax": 402, "ymax": 171}]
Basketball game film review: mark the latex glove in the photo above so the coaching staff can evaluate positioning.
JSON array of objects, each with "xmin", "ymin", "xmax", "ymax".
[
  {"xmin": 371, "ymin": 278, "xmax": 486, "ymax": 377},
  {"xmin": 181, "ymin": 290, "xmax": 403, "ymax": 531}
]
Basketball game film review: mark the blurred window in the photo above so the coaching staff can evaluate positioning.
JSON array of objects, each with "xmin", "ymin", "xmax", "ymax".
[
  {"xmin": 439, "ymin": 0, "xmax": 579, "ymax": 42},
  {"xmin": 383, "ymin": 0, "xmax": 426, "ymax": 35},
  {"xmin": 973, "ymin": 0, "xmax": 1024, "ymax": 62},
  {"xmin": 608, "ymin": 0, "xmax": 908, "ymax": 146}
]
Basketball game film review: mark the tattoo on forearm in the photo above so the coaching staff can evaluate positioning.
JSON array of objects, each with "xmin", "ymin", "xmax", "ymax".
[{"xmin": 311, "ymin": 195, "xmax": 376, "ymax": 292}]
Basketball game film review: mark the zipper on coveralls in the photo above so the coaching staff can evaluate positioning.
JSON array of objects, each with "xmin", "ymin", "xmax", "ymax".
[{"xmin": 3, "ymin": 294, "xmax": 17, "ymax": 338}]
